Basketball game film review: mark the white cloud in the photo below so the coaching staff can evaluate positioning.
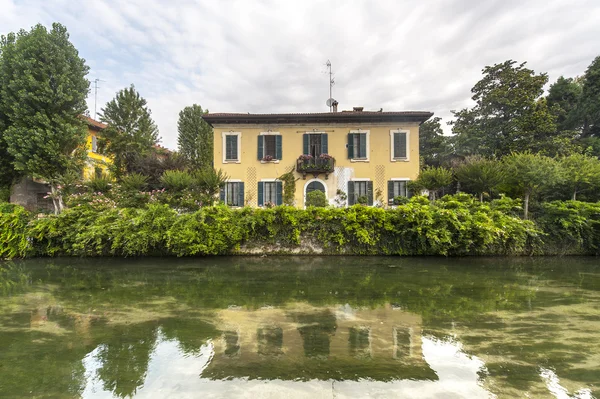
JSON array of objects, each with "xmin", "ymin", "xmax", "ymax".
[{"xmin": 2, "ymin": 0, "xmax": 600, "ymax": 148}]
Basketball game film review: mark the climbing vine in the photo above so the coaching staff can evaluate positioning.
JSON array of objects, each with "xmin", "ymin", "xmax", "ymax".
[{"xmin": 278, "ymin": 167, "xmax": 298, "ymax": 206}]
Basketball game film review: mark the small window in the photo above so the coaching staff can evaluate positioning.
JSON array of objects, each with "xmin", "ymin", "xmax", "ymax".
[
  {"xmin": 222, "ymin": 182, "xmax": 244, "ymax": 207},
  {"xmin": 225, "ymin": 135, "xmax": 239, "ymax": 161},
  {"xmin": 258, "ymin": 135, "xmax": 282, "ymax": 160},
  {"xmin": 388, "ymin": 180, "xmax": 410, "ymax": 205},
  {"xmin": 91, "ymin": 135, "xmax": 98, "ymax": 153},
  {"xmin": 348, "ymin": 133, "xmax": 368, "ymax": 160},
  {"xmin": 264, "ymin": 181, "xmax": 277, "ymax": 205},
  {"xmin": 348, "ymin": 180, "xmax": 373, "ymax": 206},
  {"xmin": 392, "ymin": 132, "xmax": 407, "ymax": 159}
]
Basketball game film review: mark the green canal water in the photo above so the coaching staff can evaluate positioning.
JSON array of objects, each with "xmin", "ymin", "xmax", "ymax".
[{"xmin": 0, "ymin": 257, "xmax": 598, "ymax": 398}]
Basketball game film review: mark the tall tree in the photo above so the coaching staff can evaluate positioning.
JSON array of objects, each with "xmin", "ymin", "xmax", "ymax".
[
  {"xmin": 501, "ymin": 152, "xmax": 559, "ymax": 219},
  {"xmin": 557, "ymin": 153, "xmax": 600, "ymax": 201},
  {"xmin": 419, "ymin": 117, "xmax": 451, "ymax": 166},
  {"xmin": 177, "ymin": 104, "xmax": 213, "ymax": 169},
  {"xmin": 0, "ymin": 23, "xmax": 89, "ymax": 212},
  {"xmin": 547, "ymin": 76, "xmax": 583, "ymax": 131},
  {"xmin": 451, "ymin": 60, "xmax": 558, "ymax": 157},
  {"xmin": 99, "ymin": 85, "xmax": 159, "ymax": 178},
  {"xmin": 578, "ymin": 56, "xmax": 600, "ymax": 138}
]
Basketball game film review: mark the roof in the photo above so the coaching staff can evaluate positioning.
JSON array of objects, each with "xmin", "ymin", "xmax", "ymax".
[
  {"xmin": 202, "ymin": 111, "xmax": 433, "ymax": 126},
  {"xmin": 81, "ymin": 115, "xmax": 108, "ymax": 131}
]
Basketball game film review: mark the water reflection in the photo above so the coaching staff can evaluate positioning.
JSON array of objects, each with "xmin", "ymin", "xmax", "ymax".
[{"xmin": 0, "ymin": 257, "xmax": 598, "ymax": 398}]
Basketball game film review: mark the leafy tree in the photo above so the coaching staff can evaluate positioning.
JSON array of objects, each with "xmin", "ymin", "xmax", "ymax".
[
  {"xmin": 419, "ymin": 117, "xmax": 451, "ymax": 166},
  {"xmin": 501, "ymin": 152, "xmax": 560, "ymax": 219},
  {"xmin": 454, "ymin": 156, "xmax": 504, "ymax": 202},
  {"xmin": 556, "ymin": 153, "xmax": 600, "ymax": 201},
  {"xmin": 547, "ymin": 76, "xmax": 583, "ymax": 131},
  {"xmin": 125, "ymin": 150, "xmax": 186, "ymax": 190},
  {"xmin": 0, "ymin": 23, "xmax": 89, "ymax": 213},
  {"xmin": 194, "ymin": 168, "xmax": 228, "ymax": 205},
  {"xmin": 411, "ymin": 166, "xmax": 453, "ymax": 201},
  {"xmin": 578, "ymin": 56, "xmax": 600, "ymax": 138},
  {"xmin": 99, "ymin": 85, "xmax": 159, "ymax": 178},
  {"xmin": 177, "ymin": 104, "xmax": 213, "ymax": 169},
  {"xmin": 451, "ymin": 60, "xmax": 558, "ymax": 157}
]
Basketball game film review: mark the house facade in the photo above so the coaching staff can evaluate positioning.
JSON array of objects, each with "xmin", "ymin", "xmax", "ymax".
[
  {"xmin": 82, "ymin": 116, "xmax": 111, "ymax": 179},
  {"xmin": 203, "ymin": 108, "xmax": 433, "ymax": 208}
]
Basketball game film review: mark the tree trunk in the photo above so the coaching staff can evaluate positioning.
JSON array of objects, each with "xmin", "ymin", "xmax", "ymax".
[
  {"xmin": 479, "ymin": 192, "xmax": 484, "ymax": 202},
  {"xmin": 50, "ymin": 184, "xmax": 64, "ymax": 215},
  {"xmin": 523, "ymin": 192, "xmax": 530, "ymax": 220},
  {"xmin": 572, "ymin": 190, "xmax": 577, "ymax": 201}
]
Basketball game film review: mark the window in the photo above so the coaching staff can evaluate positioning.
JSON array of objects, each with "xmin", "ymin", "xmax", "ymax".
[
  {"xmin": 303, "ymin": 133, "xmax": 328, "ymax": 157},
  {"xmin": 222, "ymin": 132, "xmax": 241, "ymax": 163},
  {"xmin": 258, "ymin": 134, "xmax": 282, "ymax": 161},
  {"xmin": 91, "ymin": 135, "xmax": 98, "ymax": 153},
  {"xmin": 258, "ymin": 181, "xmax": 282, "ymax": 206},
  {"xmin": 347, "ymin": 132, "xmax": 369, "ymax": 160},
  {"xmin": 390, "ymin": 130, "xmax": 408, "ymax": 161},
  {"xmin": 388, "ymin": 180, "xmax": 410, "ymax": 205},
  {"xmin": 221, "ymin": 182, "xmax": 244, "ymax": 207},
  {"xmin": 347, "ymin": 180, "xmax": 373, "ymax": 206}
]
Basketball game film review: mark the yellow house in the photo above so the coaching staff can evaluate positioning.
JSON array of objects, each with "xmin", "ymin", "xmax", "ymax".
[
  {"xmin": 82, "ymin": 116, "xmax": 111, "ymax": 179},
  {"xmin": 203, "ymin": 107, "xmax": 433, "ymax": 208}
]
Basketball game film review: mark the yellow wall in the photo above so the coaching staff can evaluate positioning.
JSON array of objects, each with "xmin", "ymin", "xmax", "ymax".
[
  {"xmin": 213, "ymin": 122, "xmax": 421, "ymax": 207},
  {"xmin": 82, "ymin": 129, "xmax": 112, "ymax": 180}
]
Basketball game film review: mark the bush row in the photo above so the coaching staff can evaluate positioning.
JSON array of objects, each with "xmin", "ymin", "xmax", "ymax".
[{"xmin": 3, "ymin": 194, "xmax": 578, "ymax": 258}]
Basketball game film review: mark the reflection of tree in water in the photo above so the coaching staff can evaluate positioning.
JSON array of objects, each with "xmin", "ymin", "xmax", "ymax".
[
  {"xmin": 160, "ymin": 316, "xmax": 219, "ymax": 356},
  {"xmin": 295, "ymin": 311, "xmax": 337, "ymax": 358},
  {"xmin": 95, "ymin": 322, "xmax": 158, "ymax": 398}
]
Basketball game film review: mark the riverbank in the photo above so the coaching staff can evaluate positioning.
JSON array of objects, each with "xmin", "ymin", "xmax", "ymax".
[{"xmin": 1, "ymin": 195, "xmax": 599, "ymax": 258}]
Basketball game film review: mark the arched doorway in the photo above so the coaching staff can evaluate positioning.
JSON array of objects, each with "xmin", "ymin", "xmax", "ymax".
[{"xmin": 304, "ymin": 179, "xmax": 327, "ymax": 207}]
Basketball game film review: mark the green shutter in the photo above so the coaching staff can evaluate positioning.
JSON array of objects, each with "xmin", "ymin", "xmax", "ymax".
[
  {"xmin": 275, "ymin": 135, "xmax": 282, "ymax": 160},
  {"xmin": 303, "ymin": 134, "xmax": 309, "ymax": 155},
  {"xmin": 367, "ymin": 181, "xmax": 374, "ymax": 206},
  {"xmin": 407, "ymin": 181, "xmax": 413, "ymax": 198},
  {"xmin": 257, "ymin": 182, "xmax": 264, "ymax": 206},
  {"xmin": 394, "ymin": 132, "xmax": 407, "ymax": 159},
  {"xmin": 388, "ymin": 181, "xmax": 394, "ymax": 205},
  {"xmin": 276, "ymin": 181, "xmax": 283, "ymax": 205},
  {"xmin": 321, "ymin": 134, "xmax": 328, "ymax": 154},
  {"xmin": 220, "ymin": 186, "xmax": 226, "ymax": 202},
  {"xmin": 225, "ymin": 136, "xmax": 231, "ymax": 160},
  {"xmin": 238, "ymin": 182, "xmax": 245, "ymax": 207},
  {"xmin": 347, "ymin": 133, "xmax": 354, "ymax": 159},
  {"xmin": 231, "ymin": 136, "xmax": 238, "ymax": 160},
  {"xmin": 257, "ymin": 136, "xmax": 263, "ymax": 160},
  {"xmin": 347, "ymin": 181, "xmax": 355, "ymax": 206},
  {"xmin": 359, "ymin": 133, "xmax": 367, "ymax": 159}
]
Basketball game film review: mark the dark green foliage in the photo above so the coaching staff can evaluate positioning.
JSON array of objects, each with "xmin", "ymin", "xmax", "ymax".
[
  {"xmin": 419, "ymin": 117, "xmax": 452, "ymax": 166},
  {"xmin": 125, "ymin": 150, "xmax": 187, "ymax": 190},
  {"xmin": 411, "ymin": 166, "xmax": 453, "ymax": 200},
  {"xmin": 177, "ymin": 104, "xmax": 213, "ymax": 169},
  {"xmin": 119, "ymin": 173, "xmax": 148, "ymax": 192},
  {"xmin": 579, "ymin": 56, "xmax": 600, "ymax": 138},
  {"xmin": 194, "ymin": 168, "xmax": 228, "ymax": 205},
  {"xmin": 305, "ymin": 190, "xmax": 327, "ymax": 207},
  {"xmin": 160, "ymin": 170, "xmax": 194, "ymax": 192},
  {"xmin": 99, "ymin": 85, "xmax": 159, "ymax": 177},
  {"xmin": 455, "ymin": 156, "xmax": 504, "ymax": 201},
  {"xmin": 1, "ymin": 195, "xmax": 546, "ymax": 258},
  {"xmin": 547, "ymin": 76, "xmax": 583, "ymax": 131},
  {"xmin": 86, "ymin": 176, "xmax": 112, "ymax": 193},
  {"xmin": 0, "ymin": 202, "xmax": 30, "ymax": 258}
]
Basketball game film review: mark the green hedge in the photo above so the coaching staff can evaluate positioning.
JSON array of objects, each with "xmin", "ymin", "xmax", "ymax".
[{"xmin": 0, "ymin": 195, "xmax": 551, "ymax": 258}]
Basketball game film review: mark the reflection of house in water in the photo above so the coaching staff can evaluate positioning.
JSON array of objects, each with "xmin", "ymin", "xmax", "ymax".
[{"xmin": 203, "ymin": 303, "xmax": 436, "ymax": 381}]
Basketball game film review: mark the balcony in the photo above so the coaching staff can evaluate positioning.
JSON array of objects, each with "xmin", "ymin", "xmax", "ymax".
[{"xmin": 296, "ymin": 155, "xmax": 335, "ymax": 179}]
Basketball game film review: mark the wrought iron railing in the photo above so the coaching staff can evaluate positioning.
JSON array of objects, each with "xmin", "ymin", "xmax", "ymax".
[{"xmin": 296, "ymin": 156, "xmax": 335, "ymax": 179}]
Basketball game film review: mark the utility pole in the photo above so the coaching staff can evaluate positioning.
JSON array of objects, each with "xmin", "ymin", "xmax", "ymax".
[
  {"xmin": 93, "ymin": 78, "xmax": 104, "ymax": 120},
  {"xmin": 326, "ymin": 60, "xmax": 334, "ymax": 112}
]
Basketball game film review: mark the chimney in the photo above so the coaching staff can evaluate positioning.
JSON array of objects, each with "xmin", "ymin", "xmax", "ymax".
[
  {"xmin": 353, "ymin": 106, "xmax": 364, "ymax": 112},
  {"xmin": 332, "ymin": 100, "xmax": 338, "ymax": 112}
]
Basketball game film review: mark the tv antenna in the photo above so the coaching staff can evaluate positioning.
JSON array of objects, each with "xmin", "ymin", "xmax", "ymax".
[
  {"xmin": 93, "ymin": 78, "xmax": 105, "ymax": 120},
  {"xmin": 325, "ymin": 60, "xmax": 335, "ymax": 112}
]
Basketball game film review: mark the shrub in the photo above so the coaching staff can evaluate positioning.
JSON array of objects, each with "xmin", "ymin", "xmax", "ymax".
[
  {"xmin": 120, "ymin": 173, "xmax": 149, "ymax": 192},
  {"xmin": 0, "ymin": 204, "xmax": 31, "ymax": 258},
  {"xmin": 305, "ymin": 190, "xmax": 328, "ymax": 207},
  {"xmin": 160, "ymin": 170, "xmax": 195, "ymax": 192},
  {"xmin": 86, "ymin": 176, "xmax": 112, "ymax": 193}
]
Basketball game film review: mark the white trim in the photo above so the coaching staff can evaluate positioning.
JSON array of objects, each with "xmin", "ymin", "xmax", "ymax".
[
  {"xmin": 390, "ymin": 129, "xmax": 410, "ymax": 162},
  {"xmin": 303, "ymin": 178, "xmax": 328, "ymax": 208},
  {"xmin": 260, "ymin": 160, "xmax": 280, "ymax": 164},
  {"xmin": 226, "ymin": 179, "xmax": 243, "ymax": 183},
  {"xmin": 391, "ymin": 177, "xmax": 411, "ymax": 181},
  {"xmin": 350, "ymin": 129, "xmax": 370, "ymax": 162},
  {"xmin": 260, "ymin": 178, "xmax": 280, "ymax": 182},
  {"xmin": 305, "ymin": 131, "xmax": 326, "ymax": 134},
  {"xmin": 259, "ymin": 131, "xmax": 281, "ymax": 135},
  {"xmin": 350, "ymin": 178, "xmax": 371, "ymax": 182},
  {"xmin": 222, "ymin": 132, "xmax": 242, "ymax": 164}
]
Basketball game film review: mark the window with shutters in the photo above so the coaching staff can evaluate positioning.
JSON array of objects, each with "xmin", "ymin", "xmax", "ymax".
[
  {"xmin": 390, "ymin": 130, "xmax": 409, "ymax": 161},
  {"xmin": 258, "ymin": 133, "xmax": 282, "ymax": 161},
  {"xmin": 388, "ymin": 180, "xmax": 410, "ymax": 205},
  {"xmin": 308, "ymin": 134, "xmax": 322, "ymax": 157},
  {"xmin": 224, "ymin": 182, "xmax": 244, "ymax": 207},
  {"xmin": 263, "ymin": 182, "xmax": 277, "ymax": 205},
  {"xmin": 348, "ymin": 131, "xmax": 369, "ymax": 161},
  {"xmin": 348, "ymin": 179, "xmax": 373, "ymax": 206},
  {"xmin": 264, "ymin": 136, "xmax": 276, "ymax": 158},
  {"xmin": 222, "ymin": 132, "xmax": 241, "ymax": 163}
]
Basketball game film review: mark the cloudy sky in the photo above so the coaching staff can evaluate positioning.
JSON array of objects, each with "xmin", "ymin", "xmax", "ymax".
[{"xmin": 2, "ymin": 0, "xmax": 599, "ymax": 149}]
